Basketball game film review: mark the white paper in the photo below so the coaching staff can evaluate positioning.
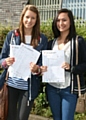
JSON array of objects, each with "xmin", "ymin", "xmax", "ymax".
[
  {"xmin": 8, "ymin": 45, "xmax": 20, "ymax": 78},
  {"xmin": 9, "ymin": 43, "xmax": 40, "ymax": 80},
  {"xmin": 42, "ymin": 50, "xmax": 65, "ymax": 83}
]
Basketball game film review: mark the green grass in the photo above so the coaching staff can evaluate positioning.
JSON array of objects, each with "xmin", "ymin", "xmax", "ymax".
[{"xmin": 74, "ymin": 113, "xmax": 86, "ymax": 120}]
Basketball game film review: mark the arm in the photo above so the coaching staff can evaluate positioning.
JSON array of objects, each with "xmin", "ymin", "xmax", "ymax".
[
  {"xmin": 0, "ymin": 31, "xmax": 15, "ymax": 68},
  {"xmin": 30, "ymin": 34, "xmax": 48, "ymax": 75},
  {"xmin": 71, "ymin": 36, "xmax": 86, "ymax": 74}
]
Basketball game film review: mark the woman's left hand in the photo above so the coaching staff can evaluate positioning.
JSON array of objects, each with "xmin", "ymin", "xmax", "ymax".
[
  {"xmin": 61, "ymin": 62, "xmax": 70, "ymax": 70},
  {"xmin": 30, "ymin": 62, "xmax": 39, "ymax": 73}
]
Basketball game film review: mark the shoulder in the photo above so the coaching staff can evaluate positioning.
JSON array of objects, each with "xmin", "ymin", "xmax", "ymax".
[
  {"xmin": 77, "ymin": 35, "xmax": 85, "ymax": 42},
  {"xmin": 48, "ymin": 39, "xmax": 54, "ymax": 43},
  {"xmin": 77, "ymin": 36, "xmax": 86, "ymax": 50},
  {"xmin": 5, "ymin": 29, "xmax": 20, "ymax": 45},
  {"xmin": 77, "ymin": 35, "xmax": 86, "ymax": 45},
  {"xmin": 6, "ymin": 30, "xmax": 14, "ymax": 37},
  {"xmin": 6, "ymin": 30, "xmax": 16, "ymax": 40},
  {"xmin": 7, "ymin": 29, "xmax": 20, "ymax": 37},
  {"xmin": 4, "ymin": 30, "xmax": 14, "ymax": 44},
  {"xmin": 47, "ymin": 39, "xmax": 55, "ymax": 50},
  {"xmin": 40, "ymin": 33, "xmax": 48, "ymax": 41}
]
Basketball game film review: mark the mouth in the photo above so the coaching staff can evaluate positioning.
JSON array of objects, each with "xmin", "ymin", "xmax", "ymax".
[
  {"xmin": 59, "ymin": 26, "xmax": 65, "ymax": 29},
  {"xmin": 27, "ymin": 24, "xmax": 32, "ymax": 26}
]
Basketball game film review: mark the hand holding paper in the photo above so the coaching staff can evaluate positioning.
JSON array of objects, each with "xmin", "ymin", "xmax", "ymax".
[{"xmin": 8, "ymin": 43, "xmax": 40, "ymax": 80}]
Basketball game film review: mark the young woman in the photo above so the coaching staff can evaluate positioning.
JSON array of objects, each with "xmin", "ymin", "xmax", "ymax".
[
  {"xmin": 42, "ymin": 9, "xmax": 86, "ymax": 120},
  {"xmin": 0, "ymin": 5, "xmax": 48, "ymax": 120}
]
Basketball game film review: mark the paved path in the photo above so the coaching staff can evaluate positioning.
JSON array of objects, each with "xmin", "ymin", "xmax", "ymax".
[{"xmin": 28, "ymin": 114, "xmax": 53, "ymax": 120}]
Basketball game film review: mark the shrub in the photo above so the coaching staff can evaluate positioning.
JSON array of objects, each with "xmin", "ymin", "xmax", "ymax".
[
  {"xmin": 40, "ymin": 20, "xmax": 54, "ymax": 40},
  {"xmin": 0, "ymin": 24, "xmax": 12, "ymax": 52}
]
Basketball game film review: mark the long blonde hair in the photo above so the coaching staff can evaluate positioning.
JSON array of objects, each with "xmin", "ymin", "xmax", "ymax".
[{"xmin": 19, "ymin": 5, "xmax": 40, "ymax": 48}]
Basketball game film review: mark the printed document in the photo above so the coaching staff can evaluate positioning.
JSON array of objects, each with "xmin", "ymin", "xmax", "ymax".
[
  {"xmin": 8, "ymin": 43, "xmax": 40, "ymax": 80},
  {"xmin": 42, "ymin": 50, "xmax": 65, "ymax": 83}
]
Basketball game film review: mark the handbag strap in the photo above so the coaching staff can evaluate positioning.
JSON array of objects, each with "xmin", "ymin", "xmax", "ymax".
[
  {"xmin": 76, "ymin": 36, "xmax": 81, "ymax": 97},
  {"xmin": 5, "ymin": 71, "xmax": 9, "ymax": 81},
  {"xmin": 5, "ymin": 31, "xmax": 16, "ymax": 81}
]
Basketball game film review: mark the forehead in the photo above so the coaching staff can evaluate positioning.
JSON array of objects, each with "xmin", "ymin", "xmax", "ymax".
[
  {"xmin": 58, "ymin": 12, "xmax": 69, "ymax": 19},
  {"xmin": 24, "ymin": 10, "xmax": 37, "ymax": 17}
]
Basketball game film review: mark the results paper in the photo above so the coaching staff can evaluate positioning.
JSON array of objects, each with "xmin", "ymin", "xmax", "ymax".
[
  {"xmin": 8, "ymin": 43, "xmax": 40, "ymax": 80},
  {"xmin": 42, "ymin": 50, "xmax": 65, "ymax": 83}
]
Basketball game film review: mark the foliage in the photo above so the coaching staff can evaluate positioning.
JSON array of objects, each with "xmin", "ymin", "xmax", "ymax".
[
  {"xmin": 74, "ymin": 113, "xmax": 86, "ymax": 120},
  {"xmin": 75, "ymin": 19, "xmax": 86, "ymax": 29},
  {"xmin": 76, "ymin": 27, "xmax": 86, "ymax": 40},
  {"xmin": 0, "ymin": 24, "xmax": 12, "ymax": 52},
  {"xmin": 31, "ymin": 92, "xmax": 52, "ymax": 118},
  {"xmin": 40, "ymin": 19, "xmax": 54, "ymax": 40}
]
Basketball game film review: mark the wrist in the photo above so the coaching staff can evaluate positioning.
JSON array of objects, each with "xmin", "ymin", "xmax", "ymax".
[
  {"xmin": 2, "ymin": 60, "xmax": 8, "ymax": 68},
  {"xmin": 36, "ymin": 65, "xmax": 41, "ymax": 75}
]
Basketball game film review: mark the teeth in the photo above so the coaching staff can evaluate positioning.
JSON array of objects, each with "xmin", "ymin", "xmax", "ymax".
[{"xmin": 60, "ymin": 27, "xmax": 64, "ymax": 29}]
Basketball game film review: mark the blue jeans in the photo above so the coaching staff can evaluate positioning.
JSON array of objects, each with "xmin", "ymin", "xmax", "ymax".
[{"xmin": 46, "ymin": 84, "xmax": 77, "ymax": 120}]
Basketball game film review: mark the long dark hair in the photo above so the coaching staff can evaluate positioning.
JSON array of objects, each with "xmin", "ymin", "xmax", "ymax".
[{"xmin": 52, "ymin": 8, "xmax": 76, "ymax": 42}]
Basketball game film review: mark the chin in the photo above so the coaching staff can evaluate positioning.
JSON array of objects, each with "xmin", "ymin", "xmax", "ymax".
[{"xmin": 26, "ymin": 26, "xmax": 32, "ymax": 29}]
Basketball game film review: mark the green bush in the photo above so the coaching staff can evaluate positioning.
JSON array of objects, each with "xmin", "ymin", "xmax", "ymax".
[
  {"xmin": 76, "ymin": 27, "xmax": 86, "ymax": 40},
  {"xmin": 0, "ymin": 24, "xmax": 12, "ymax": 72},
  {"xmin": 31, "ymin": 92, "xmax": 52, "ymax": 117},
  {"xmin": 0, "ymin": 24, "xmax": 12, "ymax": 52},
  {"xmin": 40, "ymin": 20, "xmax": 54, "ymax": 40}
]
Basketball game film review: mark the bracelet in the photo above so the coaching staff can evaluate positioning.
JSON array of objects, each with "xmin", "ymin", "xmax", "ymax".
[
  {"xmin": 36, "ymin": 66, "xmax": 41, "ymax": 75},
  {"xmin": 38, "ymin": 67, "xmax": 41, "ymax": 72},
  {"xmin": 32, "ymin": 65, "xmax": 41, "ymax": 75},
  {"xmin": 2, "ymin": 60, "xmax": 8, "ymax": 68}
]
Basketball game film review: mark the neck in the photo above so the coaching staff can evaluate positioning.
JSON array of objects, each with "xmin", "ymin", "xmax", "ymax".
[
  {"xmin": 59, "ymin": 31, "xmax": 69, "ymax": 42},
  {"xmin": 24, "ymin": 28, "xmax": 32, "ymax": 35}
]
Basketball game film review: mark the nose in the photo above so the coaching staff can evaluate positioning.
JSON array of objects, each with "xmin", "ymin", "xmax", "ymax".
[
  {"xmin": 28, "ymin": 18, "xmax": 31, "ymax": 22},
  {"xmin": 59, "ymin": 20, "xmax": 63, "ymax": 25}
]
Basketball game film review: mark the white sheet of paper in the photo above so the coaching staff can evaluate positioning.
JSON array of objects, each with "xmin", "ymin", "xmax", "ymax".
[
  {"xmin": 8, "ymin": 43, "xmax": 40, "ymax": 80},
  {"xmin": 8, "ymin": 45, "xmax": 20, "ymax": 78},
  {"xmin": 42, "ymin": 50, "xmax": 65, "ymax": 83}
]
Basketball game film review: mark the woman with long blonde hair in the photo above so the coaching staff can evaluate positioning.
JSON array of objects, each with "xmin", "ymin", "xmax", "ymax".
[{"xmin": 0, "ymin": 5, "xmax": 48, "ymax": 120}]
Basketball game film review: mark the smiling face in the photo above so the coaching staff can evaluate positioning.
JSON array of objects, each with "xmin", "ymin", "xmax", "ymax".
[
  {"xmin": 23, "ymin": 10, "xmax": 37, "ymax": 31},
  {"xmin": 56, "ymin": 13, "xmax": 70, "ymax": 34}
]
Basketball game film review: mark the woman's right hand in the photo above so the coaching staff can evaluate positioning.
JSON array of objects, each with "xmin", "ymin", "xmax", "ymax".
[
  {"xmin": 61, "ymin": 62, "xmax": 70, "ymax": 70},
  {"xmin": 5, "ymin": 57, "xmax": 15, "ymax": 66}
]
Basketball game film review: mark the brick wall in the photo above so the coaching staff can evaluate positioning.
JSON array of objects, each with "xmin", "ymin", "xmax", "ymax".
[{"xmin": 0, "ymin": 0, "xmax": 28, "ymax": 27}]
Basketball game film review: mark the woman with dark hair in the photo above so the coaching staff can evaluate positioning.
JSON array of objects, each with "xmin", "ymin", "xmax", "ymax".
[
  {"xmin": 0, "ymin": 5, "xmax": 48, "ymax": 120},
  {"xmin": 42, "ymin": 8, "xmax": 86, "ymax": 120}
]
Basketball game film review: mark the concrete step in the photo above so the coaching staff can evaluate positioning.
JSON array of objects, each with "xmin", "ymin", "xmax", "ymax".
[{"xmin": 29, "ymin": 114, "xmax": 53, "ymax": 120}]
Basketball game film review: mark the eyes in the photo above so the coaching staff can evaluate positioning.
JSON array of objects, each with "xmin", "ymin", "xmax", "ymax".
[
  {"xmin": 56, "ymin": 19, "xmax": 67, "ymax": 22},
  {"xmin": 25, "ymin": 15, "xmax": 36, "ymax": 20},
  {"xmin": 26, "ymin": 16, "xmax": 36, "ymax": 19}
]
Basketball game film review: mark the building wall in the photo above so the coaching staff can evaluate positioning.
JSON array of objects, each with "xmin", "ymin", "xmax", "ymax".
[
  {"xmin": 0, "ymin": 0, "xmax": 62, "ymax": 26},
  {"xmin": 0, "ymin": 0, "xmax": 86, "ymax": 27},
  {"xmin": 0, "ymin": 0, "xmax": 27, "ymax": 27}
]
